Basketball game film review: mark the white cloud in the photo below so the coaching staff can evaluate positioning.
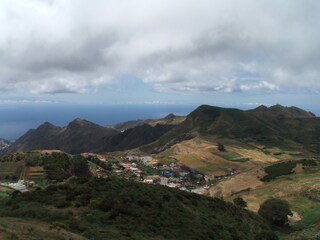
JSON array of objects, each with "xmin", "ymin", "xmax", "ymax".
[{"xmin": 0, "ymin": 0, "xmax": 319, "ymax": 94}]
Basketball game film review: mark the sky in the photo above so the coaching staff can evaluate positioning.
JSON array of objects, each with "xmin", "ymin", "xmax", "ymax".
[{"xmin": 0, "ymin": 0, "xmax": 320, "ymax": 110}]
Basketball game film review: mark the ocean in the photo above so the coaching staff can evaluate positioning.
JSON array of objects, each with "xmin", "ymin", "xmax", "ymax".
[{"xmin": 0, "ymin": 104, "xmax": 197, "ymax": 140}]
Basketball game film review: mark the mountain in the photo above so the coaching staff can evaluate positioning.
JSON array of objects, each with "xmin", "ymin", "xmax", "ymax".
[
  {"xmin": 110, "ymin": 113, "xmax": 185, "ymax": 131},
  {"xmin": 0, "ymin": 138, "xmax": 11, "ymax": 151},
  {"xmin": 2, "ymin": 119, "xmax": 119, "ymax": 155},
  {"xmin": 147, "ymin": 104, "xmax": 320, "ymax": 153},
  {"xmin": 105, "ymin": 123, "xmax": 174, "ymax": 151},
  {"xmin": 250, "ymin": 104, "xmax": 316, "ymax": 118},
  {"xmin": 3, "ymin": 104, "xmax": 320, "ymax": 156}
]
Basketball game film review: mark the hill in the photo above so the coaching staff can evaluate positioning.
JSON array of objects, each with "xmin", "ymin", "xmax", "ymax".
[
  {"xmin": 2, "ymin": 104, "xmax": 320, "ymax": 157},
  {"xmin": 2, "ymin": 119, "xmax": 119, "ymax": 155},
  {"xmin": 110, "ymin": 113, "xmax": 185, "ymax": 131},
  {"xmin": 105, "ymin": 123, "xmax": 174, "ymax": 151},
  {"xmin": 146, "ymin": 104, "xmax": 320, "ymax": 154},
  {"xmin": 249, "ymin": 104, "xmax": 316, "ymax": 118},
  {"xmin": 208, "ymin": 158, "xmax": 320, "ymax": 239},
  {"xmin": 1, "ymin": 115, "xmax": 184, "ymax": 156},
  {"xmin": 0, "ymin": 176, "xmax": 276, "ymax": 240}
]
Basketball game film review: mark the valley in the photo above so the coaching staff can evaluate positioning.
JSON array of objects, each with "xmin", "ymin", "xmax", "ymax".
[{"xmin": 0, "ymin": 104, "xmax": 320, "ymax": 239}]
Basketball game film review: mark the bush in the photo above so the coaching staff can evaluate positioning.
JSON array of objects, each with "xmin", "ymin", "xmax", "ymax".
[
  {"xmin": 217, "ymin": 142, "xmax": 225, "ymax": 151},
  {"xmin": 258, "ymin": 198, "xmax": 292, "ymax": 227},
  {"xmin": 233, "ymin": 197, "xmax": 247, "ymax": 208}
]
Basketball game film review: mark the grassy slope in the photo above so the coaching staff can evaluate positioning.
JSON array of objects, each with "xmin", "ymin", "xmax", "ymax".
[
  {"xmin": 155, "ymin": 137, "xmax": 283, "ymax": 176},
  {"xmin": 221, "ymin": 164, "xmax": 320, "ymax": 239},
  {"xmin": 146, "ymin": 105, "xmax": 320, "ymax": 156}
]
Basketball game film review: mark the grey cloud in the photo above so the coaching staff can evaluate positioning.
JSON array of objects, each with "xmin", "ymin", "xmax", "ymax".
[{"xmin": 0, "ymin": 0, "xmax": 319, "ymax": 94}]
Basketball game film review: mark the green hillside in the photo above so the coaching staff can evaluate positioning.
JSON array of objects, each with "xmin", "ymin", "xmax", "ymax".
[
  {"xmin": 0, "ymin": 177, "xmax": 276, "ymax": 240},
  {"xmin": 146, "ymin": 104, "xmax": 320, "ymax": 153}
]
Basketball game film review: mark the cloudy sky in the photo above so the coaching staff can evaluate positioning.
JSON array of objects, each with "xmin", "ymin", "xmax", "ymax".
[{"xmin": 0, "ymin": 0, "xmax": 319, "ymax": 108}]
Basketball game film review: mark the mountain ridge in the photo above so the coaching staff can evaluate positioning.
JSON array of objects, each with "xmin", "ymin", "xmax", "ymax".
[
  {"xmin": 2, "ymin": 104, "xmax": 319, "ymax": 156},
  {"xmin": 1, "ymin": 119, "xmax": 119, "ymax": 155}
]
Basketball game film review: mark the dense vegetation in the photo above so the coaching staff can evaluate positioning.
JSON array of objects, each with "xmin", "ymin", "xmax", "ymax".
[
  {"xmin": 262, "ymin": 159, "xmax": 318, "ymax": 182},
  {"xmin": 262, "ymin": 161, "xmax": 297, "ymax": 182},
  {"xmin": 258, "ymin": 198, "xmax": 292, "ymax": 227},
  {"xmin": 1, "ymin": 151, "xmax": 90, "ymax": 181},
  {"xmin": 0, "ymin": 177, "xmax": 277, "ymax": 240}
]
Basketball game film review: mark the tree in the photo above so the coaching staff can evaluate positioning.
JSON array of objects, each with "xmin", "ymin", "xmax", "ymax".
[
  {"xmin": 217, "ymin": 142, "xmax": 225, "ymax": 151},
  {"xmin": 233, "ymin": 197, "xmax": 247, "ymax": 208},
  {"xmin": 71, "ymin": 155, "xmax": 90, "ymax": 178},
  {"xmin": 258, "ymin": 198, "xmax": 292, "ymax": 227}
]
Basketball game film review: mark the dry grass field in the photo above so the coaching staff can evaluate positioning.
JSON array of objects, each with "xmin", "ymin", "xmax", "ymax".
[{"xmin": 157, "ymin": 137, "xmax": 281, "ymax": 176}]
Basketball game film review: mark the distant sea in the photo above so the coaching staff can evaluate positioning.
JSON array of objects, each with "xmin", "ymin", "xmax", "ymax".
[{"xmin": 0, "ymin": 104, "xmax": 197, "ymax": 140}]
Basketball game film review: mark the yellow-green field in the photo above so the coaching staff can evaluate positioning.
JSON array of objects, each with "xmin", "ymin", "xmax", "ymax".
[
  {"xmin": 155, "ymin": 137, "xmax": 283, "ymax": 176},
  {"xmin": 215, "ymin": 165, "xmax": 320, "ymax": 238}
]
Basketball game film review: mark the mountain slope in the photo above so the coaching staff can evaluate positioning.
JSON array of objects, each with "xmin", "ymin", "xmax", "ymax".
[
  {"xmin": 147, "ymin": 104, "xmax": 320, "ymax": 153},
  {"xmin": 110, "ymin": 113, "xmax": 185, "ymax": 131},
  {"xmin": 2, "ymin": 119, "xmax": 119, "ymax": 155},
  {"xmin": 106, "ymin": 123, "xmax": 174, "ymax": 151}
]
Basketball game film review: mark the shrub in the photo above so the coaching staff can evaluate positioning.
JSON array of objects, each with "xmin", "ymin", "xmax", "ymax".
[
  {"xmin": 217, "ymin": 142, "xmax": 226, "ymax": 151},
  {"xmin": 233, "ymin": 197, "xmax": 247, "ymax": 208},
  {"xmin": 258, "ymin": 198, "xmax": 292, "ymax": 227}
]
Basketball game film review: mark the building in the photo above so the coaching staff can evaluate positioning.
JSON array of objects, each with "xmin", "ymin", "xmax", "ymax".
[{"xmin": 160, "ymin": 177, "xmax": 168, "ymax": 185}]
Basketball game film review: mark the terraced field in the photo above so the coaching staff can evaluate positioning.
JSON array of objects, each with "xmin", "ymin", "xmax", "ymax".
[{"xmin": 24, "ymin": 166, "xmax": 45, "ymax": 180}]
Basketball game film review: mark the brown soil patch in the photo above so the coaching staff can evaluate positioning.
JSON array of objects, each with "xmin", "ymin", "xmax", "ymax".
[{"xmin": 294, "ymin": 163, "xmax": 304, "ymax": 174}]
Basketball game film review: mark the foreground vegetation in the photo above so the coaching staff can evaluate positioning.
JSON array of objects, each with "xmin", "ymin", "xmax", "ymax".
[{"xmin": 0, "ymin": 176, "xmax": 277, "ymax": 240}]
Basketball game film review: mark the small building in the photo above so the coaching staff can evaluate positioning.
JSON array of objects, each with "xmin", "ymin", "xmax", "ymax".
[
  {"xmin": 166, "ymin": 183, "xmax": 180, "ymax": 188},
  {"xmin": 145, "ymin": 175, "xmax": 161, "ymax": 183},
  {"xmin": 160, "ymin": 177, "xmax": 168, "ymax": 185},
  {"xmin": 191, "ymin": 188, "xmax": 206, "ymax": 195},
  {"xmin": 169, "ymin": 162, "xmax": 177, "ymax": 168},
  {"xmin": 162, "ymin": 170, "xmax": 174, "ymax": 178},
  {"xmin": 143, "ymin": 179, "xmax": 154, "ymax": 184},
  {"xmin": 179, "ymin": 171, "xmax": 189, "ymax": 177}
]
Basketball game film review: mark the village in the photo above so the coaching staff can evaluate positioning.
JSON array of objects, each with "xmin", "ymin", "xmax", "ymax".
[
  {"xmin": 0, "ymin": 151, "xmax": 241, "ymax": 196},
  {"xmin": 90, "ymin": 154, "xmax": 221, "ymax": 196}
]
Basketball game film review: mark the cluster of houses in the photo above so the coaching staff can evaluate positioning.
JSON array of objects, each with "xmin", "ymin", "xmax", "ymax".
[
  {"xmin": 0, "ymin": 154, "xmax": 217, "ymax": 196},
  {"xmin": 0, "ymin": 180, "xmax": 28, "ymax": 192},
  {"xmin": 101, "ymin": 155, "xmax": 214, "ymax": 195}
]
